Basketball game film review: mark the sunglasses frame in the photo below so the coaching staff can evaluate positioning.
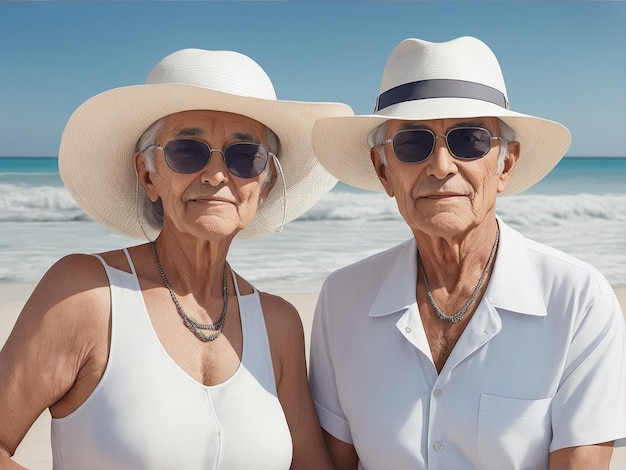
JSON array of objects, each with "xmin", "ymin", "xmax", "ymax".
[
  {"xmin": 143, "ymin": 139, "xmax": 274, "ymax": 178},
  {"xmin": 380, "ymin": 126, "xmax": 502, "ymax": 163}
]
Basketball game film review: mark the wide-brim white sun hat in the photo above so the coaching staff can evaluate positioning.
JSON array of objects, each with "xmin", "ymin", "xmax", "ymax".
[
  {"xmin": 312, "ymin": 36, "xmax": 571, "ymax": 195},
  {"xmin": 59, "ymin": 48, "xmax": 353, "ymax": 239}
]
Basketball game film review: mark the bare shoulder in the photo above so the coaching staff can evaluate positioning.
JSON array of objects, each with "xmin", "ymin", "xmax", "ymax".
[
  {"xmin": 23, "ymin": 252, "xmax": 111, "ymax": 319},
  {"xmin": 233, "ymin": 272, "xmax": 304, "ymax": 336},
  {"xmin": 257, "ymin": 291, "xmax": 306, "ymax": 363},
  {"xmin": 0, "ymin": 251, "xmax": 115, "ymax": 436},
  {"xmin": 8, "ymin": 252, "xmax": 114, "ymax": 354},
  {"xmin": 258, "ymin": 291, "xmax": 305, "ymax": 337}
]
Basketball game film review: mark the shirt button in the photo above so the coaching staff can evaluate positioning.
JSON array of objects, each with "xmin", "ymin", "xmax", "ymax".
[
  {"xmin": 405, "ymin": 326, "xmax": 412, "ymax": 333},
  {"xmin": 433, "ymin": 441, "xmax": 442, "ymax": 451},
  {"xmin": 433, "ymin": 389, "xmax": 443, "ymax": 398}
]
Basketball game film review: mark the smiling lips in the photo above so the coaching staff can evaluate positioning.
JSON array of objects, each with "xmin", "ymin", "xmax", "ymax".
[
  {"xmin": 187, "ymin": 191, "xmax": 236, "ymax": 203},
  {"xmin": 415, "ymin": 181, "xmax": 472, "ymax": 200},
  {"xmin": 421, "ymin": 192, "xmax": 467, "ymax": 199}
]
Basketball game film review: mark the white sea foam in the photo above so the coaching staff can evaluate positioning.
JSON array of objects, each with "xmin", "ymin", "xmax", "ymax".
[
  {"xmin": 0, "ymin": 183, "xmax": 85, "ymax": 222},
  {"xmin": 0, "ymin": 176, "xmax": 624, "ymax": 291}
]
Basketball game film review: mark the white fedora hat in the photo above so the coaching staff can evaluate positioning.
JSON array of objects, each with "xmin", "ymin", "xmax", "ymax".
[
  {"xmin": 59, "ymin": 48, "xmax": 352, "ymax": 239},
  {"xmin": 312, "ymin": 36, "xmax": 571, "ymax": 195}
]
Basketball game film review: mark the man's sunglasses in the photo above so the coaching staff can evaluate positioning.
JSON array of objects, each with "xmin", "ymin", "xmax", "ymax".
[
  {"xmin": 379, "ymin": 126, "xmax": 501, "ymax": 163},
  {"xmin": 146, "ymin": 139, "xmax": 273, "ymax": 178}
]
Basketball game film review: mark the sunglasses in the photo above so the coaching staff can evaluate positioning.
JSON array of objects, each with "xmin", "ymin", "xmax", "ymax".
[
  {"xmin": 380, "ymin": 126, "xmax": 501, "ymax": 163},
  {"xmin": 148, "ymin": 139, "xmax": 273, "ymax": 178}
]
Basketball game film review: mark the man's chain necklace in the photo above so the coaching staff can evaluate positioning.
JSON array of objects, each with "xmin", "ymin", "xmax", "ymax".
[
  {"xmin": 417, "ymin": 226, "xmax": 499, "ymax": 324},
  {"xmin": 150, "ymin": 242, "xmax": 228, "ymax": 342}
]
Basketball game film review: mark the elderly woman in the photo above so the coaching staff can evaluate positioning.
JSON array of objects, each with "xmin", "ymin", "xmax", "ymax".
[{"xmin": 0, "ymin": 48, "xmax": 351, "ymax": 469}]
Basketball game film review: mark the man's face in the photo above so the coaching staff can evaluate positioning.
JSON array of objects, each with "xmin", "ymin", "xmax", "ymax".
[
  {"xmin": 371, "ymin": 117, "xmax": 518, "ymax": 239},
  {"xmin": 138, "ymin": 110, "xmax": 273, "ymax": 241}
]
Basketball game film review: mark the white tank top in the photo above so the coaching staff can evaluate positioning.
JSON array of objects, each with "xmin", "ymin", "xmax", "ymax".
[{"xmin": 51, "ymin": 249, "xmax": 293, "ymax": 469}]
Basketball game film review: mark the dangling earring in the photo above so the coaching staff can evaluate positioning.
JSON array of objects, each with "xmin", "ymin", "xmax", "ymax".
[
  {"xmin": 272, "ymin": 154, "xmax": 287, "ymax": 233},
  {"xmin": 135, "ymin": 168, "xmax": 157, "ymax": 243}
]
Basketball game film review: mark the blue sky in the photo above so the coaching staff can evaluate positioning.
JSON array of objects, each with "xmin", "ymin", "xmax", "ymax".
[{"xmin": 1, "ymin": 1, "xmax": 625, "ymax": 157}]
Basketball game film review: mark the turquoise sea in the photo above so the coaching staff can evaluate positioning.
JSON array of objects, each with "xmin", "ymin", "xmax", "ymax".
[{"xmin": 1, "ymin": 156, "xmax": 625, "ymax": 291}]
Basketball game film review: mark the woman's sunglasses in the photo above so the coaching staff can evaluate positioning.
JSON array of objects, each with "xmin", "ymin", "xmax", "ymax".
[
  {"xmin": 147, "ymin": 139, "xmax": 273, "ymax": 178},
  {"xmin": 380, "ymin": 126, "xmax": 501, "ymax": 163}
]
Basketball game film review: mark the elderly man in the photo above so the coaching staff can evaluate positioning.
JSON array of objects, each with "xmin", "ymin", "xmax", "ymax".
[{"xmin": 309, "ymin": 36, "xmax": 626, "ymax": 470}]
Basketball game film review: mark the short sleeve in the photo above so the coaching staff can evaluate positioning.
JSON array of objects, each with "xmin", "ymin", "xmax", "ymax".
[
  {"xmin": 309, "ymin": 282, "xmax": 354, "ymax": 444},
  {"xmin": 550, "ymin": 291, "xmax": 626, "ymax": 451}
]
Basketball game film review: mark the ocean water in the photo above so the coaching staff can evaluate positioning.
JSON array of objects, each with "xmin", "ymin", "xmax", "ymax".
[{"xmin": 1, "ymin": 157, "xmax": 624, "ymax": 292}]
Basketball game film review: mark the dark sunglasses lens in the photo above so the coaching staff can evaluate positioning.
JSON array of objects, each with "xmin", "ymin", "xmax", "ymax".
[
  {"xmin": 224, "ymin": 143, "xmax": 269, "ymax": 178},
  {"xmin": 447, "ymin": 128, "xmax": 492, "ymax": 159},
  {"xmin": 392, "ymin": 130, "xmax": 434, "ymax": 163},
  {"xmin": 163, "ymin": 140, "xmax": 210, "ymax": 173}
]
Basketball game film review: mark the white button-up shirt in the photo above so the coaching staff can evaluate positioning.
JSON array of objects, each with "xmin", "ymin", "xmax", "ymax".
[{"xmin": 309, "ymin": 219, "xmax": 626, "ymax": 470}]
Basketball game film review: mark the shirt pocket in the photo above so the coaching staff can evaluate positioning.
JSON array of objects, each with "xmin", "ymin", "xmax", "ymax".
[{"xmin": 477, "ymin": 394, "xmax": 552, "ymax": 470}]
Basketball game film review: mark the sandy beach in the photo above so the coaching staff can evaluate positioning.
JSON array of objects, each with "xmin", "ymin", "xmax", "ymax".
[{"xmin": 2, "ymin": 283, "xmax": 625, "ymax": 468}]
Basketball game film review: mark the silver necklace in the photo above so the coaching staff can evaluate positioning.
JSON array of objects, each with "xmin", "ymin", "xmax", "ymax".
[
  {"xmin": 150, "ymin": 242, "xmax": 228, "ymax": 342},
  {"xmin": 417, "ymin": 226, "xmax": 499, "ymax": 324}
]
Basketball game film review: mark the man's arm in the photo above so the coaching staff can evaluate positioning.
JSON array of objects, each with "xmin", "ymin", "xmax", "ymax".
[
  {"xmin": 550, "ymin": 442, "xmax": 614, "ymax": 470},
  {"xmin": 550, "ymin": 285, "xmax": 625, "ymax": 460}
]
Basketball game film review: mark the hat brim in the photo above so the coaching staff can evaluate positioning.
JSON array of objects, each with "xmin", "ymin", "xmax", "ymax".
[
  {"xmin": 312, "ymin": 98, "xmax": 571, "ymax": 196},
  {"xmin": 59, "ymin": 83, "xmax": 352, "ymax": 239}
]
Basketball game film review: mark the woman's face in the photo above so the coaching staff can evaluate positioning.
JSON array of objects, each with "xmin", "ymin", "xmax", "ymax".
[{"xmin": 138, "ymin": 110, "xmax": 275, "ymax": 241}]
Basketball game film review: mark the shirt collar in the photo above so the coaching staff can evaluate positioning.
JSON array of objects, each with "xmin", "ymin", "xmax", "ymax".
[
  {"xmin": 369, "ymin": 240, "xmax": 418, "ymax": 318},
  {"xmin": 485, "ymin": 217, "xmax": 547, "ymax": 317},
  {"xmin": 368, "ymin": 218, "xmax": 547, "ymax": 318}
]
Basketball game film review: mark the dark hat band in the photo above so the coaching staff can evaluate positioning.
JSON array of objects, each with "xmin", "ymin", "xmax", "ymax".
[{"xmin": 375, "ymin": 79, "xmax": 510, "ymax": 112}]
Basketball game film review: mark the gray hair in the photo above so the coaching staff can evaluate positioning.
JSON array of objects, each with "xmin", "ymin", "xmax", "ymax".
[
  {"xmin": 495, "ymin": 120, "xmax": 514, "ymax": 174},
  {"xmin": 368, "ymin": 119, "xmax": 515, "ymax": 174},
  {"xmin": 135, "ymin": 116, "xmax": 281, "ymax": 231},
  {"xmin": 135, "ymin": 118, "xmax": 165, "ymax": 172}
]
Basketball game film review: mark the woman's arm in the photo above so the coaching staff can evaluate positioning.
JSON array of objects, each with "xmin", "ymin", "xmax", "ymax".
[
  {"xmin": 262, "ymin": 293, "xmax": 333, "ymax": 470},
  {"xmin": 0, "ymin": 254, "xmax": 110, "ymax": 467}
]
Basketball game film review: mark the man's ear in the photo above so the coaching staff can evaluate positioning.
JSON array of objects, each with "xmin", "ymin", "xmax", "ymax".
[
  {"xmin": 371, "ymin": 147, "xmax": 394, "ymax": 197},
  {"xmin": 135, "ymin": 153, "xmax": 160, "ymax": 202},
  {"xmin": 497, "ymin": 141, "xmax": 520, "ymax": 193}
]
